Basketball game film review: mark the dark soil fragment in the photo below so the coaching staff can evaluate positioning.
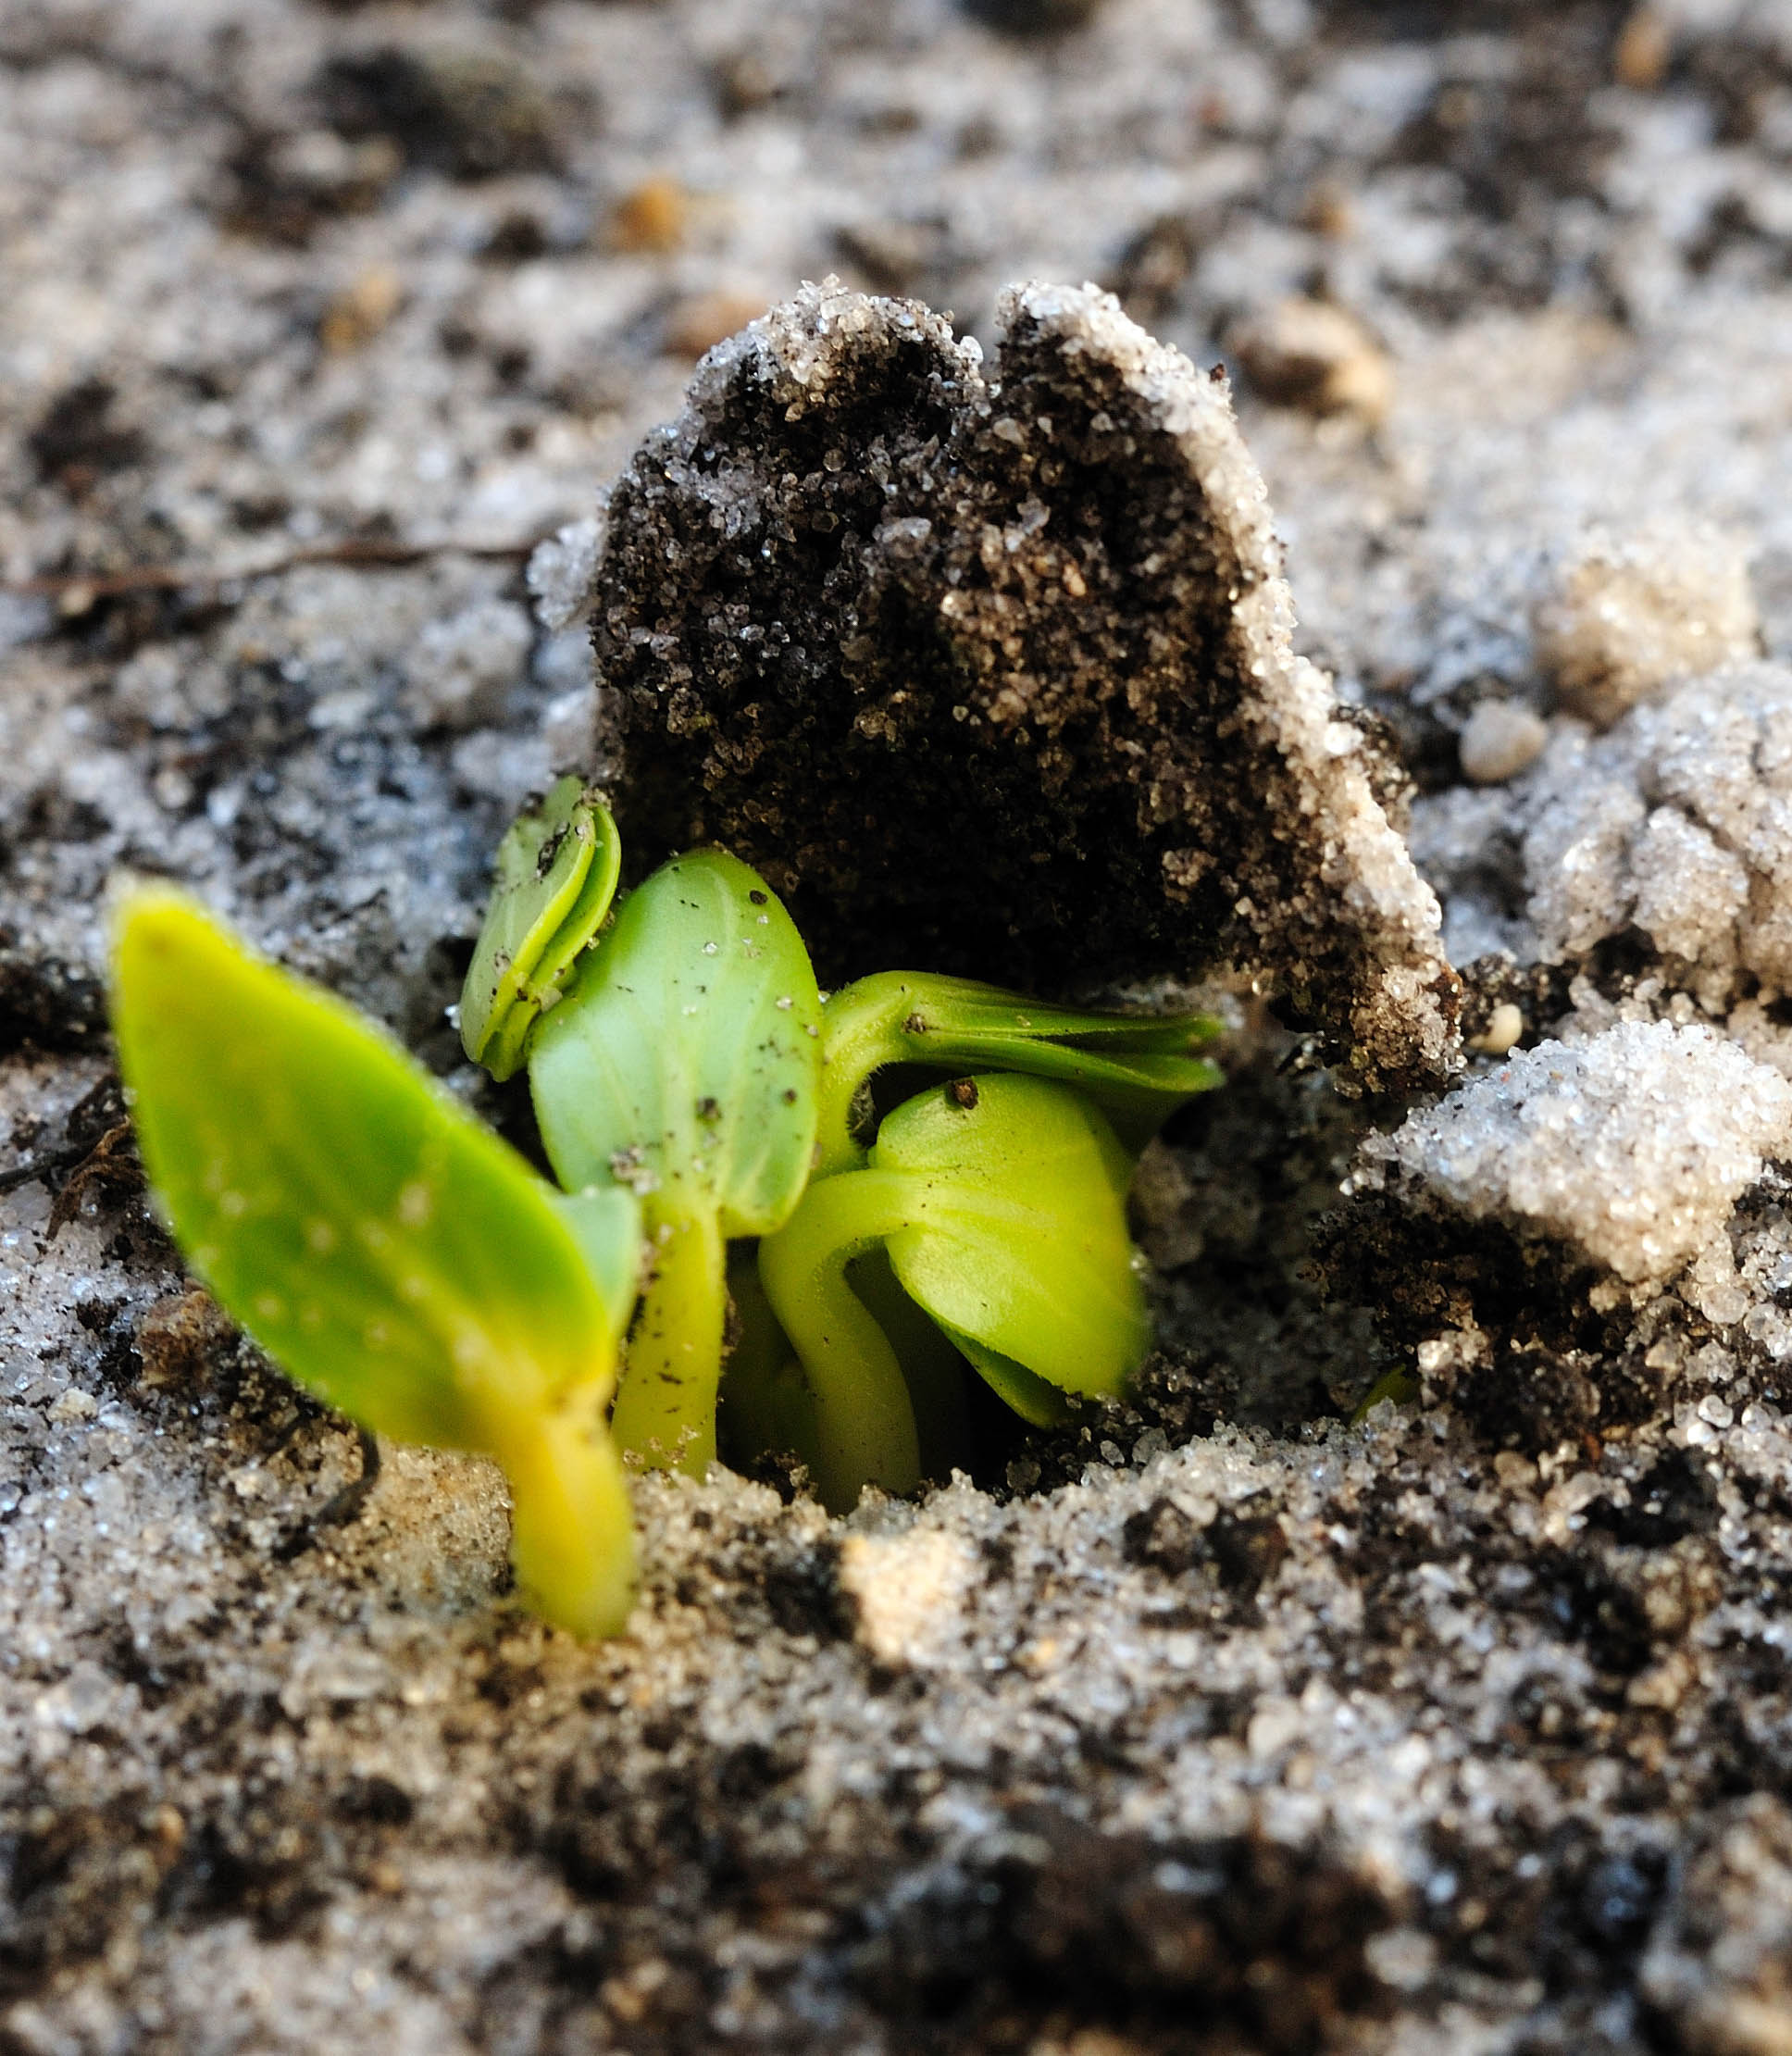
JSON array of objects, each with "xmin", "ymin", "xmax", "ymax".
[
  {"xmin": 1585, "ymin": 1447, "xmax": 1723, "ymax": 1550},
  {"xmin": 26, "ymin": 378, "xmax": 145, "ymax": 494},
  {"xmin": 1451, "ymin": 1340, "xmax": 1659, "ymax": 1458},
  {"xmin": 1121, "ymin": 1495, "xmax": 1288, "ymax": 1600},
  {"xmin": 1122, "ymin": 1494, "xmax": 1204, "ymax": 1577},
  {"xmin": 959, "ymin": 0, "xmax": 1108, "ymax": 33},
  {"xmin": 850, "ymin": 1808, "xmax": 1399, "ymax": 2050},
  {"xmin": 0, "ymin": 932, "xmax": 106, "ymax": 1053},
  {"xmin": 135, "ymin": 1286, "xmax": 237, "ymax": 1390},
  {"xmin": 314, "ymin": 44, "xmax": 563, "ymax": 180},
  {"xmin": 593, "ymin": 281, "xmax": 1459, "ymax": 1094},
  {"xmin": 1312, "ymin": 1186, "xmax": 1609, "ymax": 1363},
  {"xmin": 1105, "ymin": 213, "xmax": 1199, "ymax": 326},
  {"xmin": 0, "ymin": 1796, "xmax": 185, "ymax": 2000}
]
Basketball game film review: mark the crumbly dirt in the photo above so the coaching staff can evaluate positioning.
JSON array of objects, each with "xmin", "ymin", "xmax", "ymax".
[
  {"xmin": 6, "ymin": 2, "xmax": 1792, "ymax": 2052},
  {"xmin": 592, "ymin": 279, "xmax": 1458, "ymax": 1094}
]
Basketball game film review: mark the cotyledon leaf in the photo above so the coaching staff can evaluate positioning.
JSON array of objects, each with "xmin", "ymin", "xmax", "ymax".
[
  {"xmin": 460, "ymin": 778, "xmax": 622, "ymax": 1082},
  {"xmin": 528, "ymin": 849, "xmax": 823, "ymax": 1479},
  {"xmin": 112, "ymin": 887, "xmax": 643, "ymax": 1637},
  {"xmin": 871, "ymin": 1073, "xmax": 1151, "ymax": 1402},
  {"xmin": 754, "ymin": 1071, "xmax": 1143, "ymax": 1510},
  {"xmin": 817, "ymin": 971, "xmax": 1224, "ymax": 1171},
  {"xmin": 528, "ymin": 849, "xmax": 822, "ymax": 1237},
  {"xmin": 942, "ymin": 1329, "xmax": 1075, "ymax": 1428}
]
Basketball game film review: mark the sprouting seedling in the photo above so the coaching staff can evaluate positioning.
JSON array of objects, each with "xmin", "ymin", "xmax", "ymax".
[
  {"xmin": 458, "ymin": 776, "xmax": 622, "ymax": 1083},
  {"xmin": 112, "ymin": 888, "xmax": 643, "ymax": 1639},
  {"xmin": 815, "ymin": 971, "xmax": 1225, "ymax": 1175},
  {"xmin": 525, "ymin": 850, "xmax": 822, "ymax": 1480},
  {"xmin": 756, "ymin": 1072, "xmax": 1150, "ymax": 1513}
]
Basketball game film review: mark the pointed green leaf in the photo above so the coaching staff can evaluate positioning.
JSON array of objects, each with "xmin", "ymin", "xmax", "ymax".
[
  {"xmin": 819, "ymin": 972, "xmax": 1223, "ymax": 1171},
  {"xmin": 528, "ymin": 850, "xmax": 822, "ymax": 1239},
  {"xmin": 460, "ymin": 778, "xmax": 622, "ymax": 1081},
  {"xmin": 872, "ymin": 1073, "xmax": 1150, "ymax": 1401},
  {"xmin": 1350, "ymin": 1366, "xmax": 1419, "ymax": 1423},
  {"xmin": 113, "ymin": 887, "xmax": 640, "ymax": 1451}
]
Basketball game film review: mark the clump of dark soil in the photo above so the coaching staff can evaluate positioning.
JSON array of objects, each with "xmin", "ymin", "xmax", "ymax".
[{"xmin": 594, "ymin": 280, "xmax": 1459, "ymax": 1094}]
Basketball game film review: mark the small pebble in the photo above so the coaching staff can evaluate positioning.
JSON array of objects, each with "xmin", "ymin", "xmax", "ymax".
[
  {"xmin": 1230, "ymin": 298, "xmax": 1392, "ymax": 425},
  {"xmin": 319, "ymin": 266, "xmax": 403, "ymax": 353},
  {"xmin": 664, "ymin": 289, "xmax": 767, "ymax": 361},
  {"xmin": 1468, "ymin": 1002, "xmax": 1524, "ymax": 1056},
  {"xmin": 1613, "ymin": 6, "xmax": 1671, "ymax": 90},
  {"xmin": 1459, "ymin": 701, "xmax": 1548, "ymax": 784},
  {"xmin": 610, "ymin": 176, "xmax": 688, "ymax": 255}
]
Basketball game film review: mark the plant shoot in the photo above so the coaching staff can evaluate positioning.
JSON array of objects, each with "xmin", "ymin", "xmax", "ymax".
[{"xmin": 113, "ymin": 888, "xmax": 642, "ymax": 1639}]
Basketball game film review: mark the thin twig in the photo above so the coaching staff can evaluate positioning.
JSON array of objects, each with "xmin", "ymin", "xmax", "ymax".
[
  {"xmin": 0, "ymin": 1139, "xmax": 92, "ymax": 1196},
  {"xmin": 1, "ymin": 535, "xmax": 540, "ymax": 605},
  {"xmin": 45, "ymin": 1120, "xmax": 142, "ymax": 1238}
]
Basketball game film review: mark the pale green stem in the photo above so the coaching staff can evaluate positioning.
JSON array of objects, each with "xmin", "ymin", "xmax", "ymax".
[
  {"xmin": 846, "ymin": 1247, "xmax": 972, "ymax": 1482},
  {"xmin": 716, "ymin": 1246, "xmax": 820, "ymax": 1473},
  {"xmin": 610, "ymin": 1205, "xmax": 728, "ymax": 1478},
  {"xmin": 491, "ymin": 1399, "xmax": 638, "ymax": 1639},
  {"xmin": 756, "ymin": 1169, "xmax": 923, "ymax": 1514},
  {"xmin": 815, "ymin": 974, "xmax": 916, "ymax": 1177}
]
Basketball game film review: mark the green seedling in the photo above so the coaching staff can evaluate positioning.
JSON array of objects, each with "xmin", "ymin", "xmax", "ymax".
[
  {"xmin": 113, "ymin": 888, "xmax": 642, "ymax": 1639},
  {"xmin": 717, "ymin": 1244, "xmax": 976, "ymax": 1489},
  {"xmin": 459, "ymin": 777, "xmax": 621, "ymax": 1082},
  {"xmin": 757, "ymin": 1072, "xmax": 1150, "ymax": 1512},
  {"xmin": 816, "ymin": 971, "xmax": 1225, "ymax": 1174},
  {"xmin": 527, "ymin": 851, "xmax": 822, "ymax": 1480}
]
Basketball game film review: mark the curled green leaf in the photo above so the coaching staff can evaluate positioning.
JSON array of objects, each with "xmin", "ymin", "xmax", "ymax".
[
  {"xmin": 758, "ymin": 1073, "xmax": 1148, "ymax": 1510},
  {"xmin": 112, "ymin": 886, "xmax": 641, "ymax": 1639},
  {"xmin": 872, "ymin": 1073, "xmax": 1150, "ymax": 1399},
  {"xmin": 528, "ymin": 850, "xmax": 822, "ymax": 1478},
  {"xmin": 817, "ymin": 971, "xmax": 1224, "ymax": 1172},
  {"xmin": 460, "ymin": 777, "xmax": 622, "ymax": 1082}
]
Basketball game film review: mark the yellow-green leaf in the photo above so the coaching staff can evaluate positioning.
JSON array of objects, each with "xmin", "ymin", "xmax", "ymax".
[
  {"xmin": 460, "ymin": 778, "xmax": 621, "ymax": 1082},
  {"xmin": 872, "ymin": 1073, "xmax": 1150, "ymax": 1401},
  {"xmin": 112, "ymin": 886, "xmax": 641, "ymax": 1636}
]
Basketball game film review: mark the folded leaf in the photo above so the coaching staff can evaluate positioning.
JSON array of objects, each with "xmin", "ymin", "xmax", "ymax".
[
  {"xmin": 872, "ymin": 1073, "xmax": 1150, "ymax": 1401},
  {"xmin": 819, "ymin": 971, "xmax": 1223, "ymax": 1170},
  {"xmin": 460, "ymin": 778, "xmax": 622, "ymax": 1081}
]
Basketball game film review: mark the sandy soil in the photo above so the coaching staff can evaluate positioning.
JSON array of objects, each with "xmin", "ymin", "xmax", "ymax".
[{"xmin": 6, "ymin": 1, "xmax": 1792, "ymax": 2050}]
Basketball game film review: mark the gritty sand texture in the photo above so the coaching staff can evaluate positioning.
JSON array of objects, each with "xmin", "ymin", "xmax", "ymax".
[
  {"xmin": 1532, "ymin": 518, "xmax": 1760, "ymax": 730},
  {"xmin": 7, "ymin": 2, "xmax": 1792, "ymax": 2053},
  {"xmin": 1352, "ymin": 1022, "xmax": 1792, "ymax": 1283}
]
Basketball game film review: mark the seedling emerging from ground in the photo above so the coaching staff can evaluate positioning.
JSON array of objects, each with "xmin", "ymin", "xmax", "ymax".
[
  {"xmin": 115, "ymin": 797, "xmax": 1225, "ymax": 1639},
  {"xmin": 757, "ymin": 1073, "xmax": 1150, "ymax": 1512},
  {"xmin": 526, "ymin": 851, "xmax": 822, "ymax": 1479},
  {"xmin": 459, "ymin": 777, "xmax": 622, "ymax": 1082},
  {"xmin": 112, "ymin": 889, "xmax": 642, "ymax": 1639},
  {"xmin": 816, "ymin": 971, "xmax": 1224, "ymax": 1174}
]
